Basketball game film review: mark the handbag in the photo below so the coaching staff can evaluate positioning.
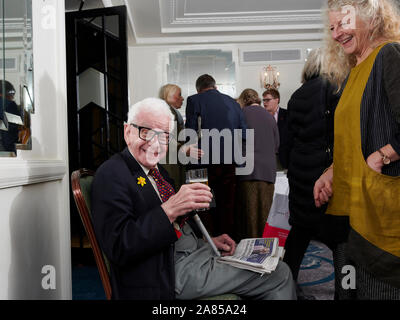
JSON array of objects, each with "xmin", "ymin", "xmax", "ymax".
[{"xmin": 263, "ymin": 172, "xmax": 291, "ymax": 246}]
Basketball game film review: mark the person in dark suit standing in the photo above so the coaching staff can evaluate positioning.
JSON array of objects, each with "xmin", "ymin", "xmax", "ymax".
[
  {"xmin": 185, "ymin": 74, "xmax": 247, "ymax": 237},
  {"xmin": 91, "ymin": 97, "xmax": 297, "ymax": 300},
  {"xmin": 262, "ymin": 88, "xmax": 289, "ymax": 169}
]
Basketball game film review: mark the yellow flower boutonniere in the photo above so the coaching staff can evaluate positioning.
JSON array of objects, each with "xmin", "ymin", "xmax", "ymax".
[{"xmin": 137, "ymin": 176, "xmax": 146, "ymax": 187}]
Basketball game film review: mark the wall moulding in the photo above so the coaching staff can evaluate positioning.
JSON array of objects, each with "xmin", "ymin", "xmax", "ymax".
[
  {"xmin": 164, "ymin": 0, "xmax": 322, "ymax": 28},
  {"xmin": 0, "ymin": 159, "xmax": 67, "ymax": 189}
]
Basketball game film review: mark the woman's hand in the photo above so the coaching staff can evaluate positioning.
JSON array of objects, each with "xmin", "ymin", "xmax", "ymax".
[
  {"xmin": 366, "ymin": 151, "xmax": 383, "ymax": 173},
  {"xmin": 367, "ymin": 145, "xmax": 400, "ymax": 173},
  {"xmin": 313, "ymin": 166, "xmax": 333, "ymax": 208},
  {"xmin": 212, "ymin": 234, "xmax": 236, "ymax": 256}
]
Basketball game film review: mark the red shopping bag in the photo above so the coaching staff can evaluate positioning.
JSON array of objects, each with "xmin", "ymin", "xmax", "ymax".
[
  {"xmin": 263, "ymin": 173, "xmax": 291, "ymax": 247},
  {"xmin": 263, "ymin": 223, "xmax": 290, "ymax": 247}
]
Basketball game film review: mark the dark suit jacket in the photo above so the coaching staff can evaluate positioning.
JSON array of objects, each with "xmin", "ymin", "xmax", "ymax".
[
  {"xmin": 185, "ymin": 89, "xmax": 247, "ymax": 165},
  {"xmin": 277, "ymin": 107, "xmax": 289, "ymax": 168},
  {"xmin": 91, "ymin": 147, "xmax": 178, "ymax": 299}
]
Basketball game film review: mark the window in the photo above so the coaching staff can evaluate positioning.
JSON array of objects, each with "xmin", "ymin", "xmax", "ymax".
[{"xmin": 166, "ymin": 49, "xmax": 236, "ymax": 118}]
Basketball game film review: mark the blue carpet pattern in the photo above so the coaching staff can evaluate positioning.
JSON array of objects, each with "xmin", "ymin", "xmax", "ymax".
[{"xmin": 297, "ymin": 240, "xmax": 335, "ymax": 300}]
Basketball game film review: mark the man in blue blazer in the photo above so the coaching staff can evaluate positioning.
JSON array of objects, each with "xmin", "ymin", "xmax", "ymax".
[
  {"xmin": 185, "ymin": 74, "xmax": 247, "ymax": 239},
  {"xmin": 92, "ymin": 97, "xmax": 296, "ymax": 300}
]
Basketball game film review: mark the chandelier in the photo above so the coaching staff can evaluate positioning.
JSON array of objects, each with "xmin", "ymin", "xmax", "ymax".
[{"xmin": 261, "ymin": 65, "xmax": 280, "ymax": 89}]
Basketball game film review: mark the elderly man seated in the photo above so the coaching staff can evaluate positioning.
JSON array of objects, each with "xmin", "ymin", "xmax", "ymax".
[{"xmin": 91, "ymin": 97, "xmax": 296, "ymax": 300}]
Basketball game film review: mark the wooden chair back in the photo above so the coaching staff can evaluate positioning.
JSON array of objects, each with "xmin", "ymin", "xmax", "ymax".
[{"xmin": 71, "ymin": 168, "xmax": 112, "ymax": 300}]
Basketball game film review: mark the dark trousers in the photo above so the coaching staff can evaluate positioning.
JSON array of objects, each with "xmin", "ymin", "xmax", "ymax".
[
  {"xmin": 197, "ymin": 165, "xmax": 236, "ymax": 237},
  {"xmin": 283, "ymin": 224, "xmax": 353, "ymax": 300},
  {"xmin": 283, "ymin": 225, "xmax": 322, "ymax": 281}
]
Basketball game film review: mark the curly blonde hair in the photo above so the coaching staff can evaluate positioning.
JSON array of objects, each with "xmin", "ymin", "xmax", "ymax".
[
  {"xmin": 237, "ymin": 89, "xmax": 261, "ymax": 108},
  {"xmin": 321, "ymin": 0, "xmax": 400, "ymax": 90}
]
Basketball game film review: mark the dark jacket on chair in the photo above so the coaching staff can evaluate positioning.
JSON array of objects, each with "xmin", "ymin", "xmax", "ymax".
[{"xmin": 91, "ymin": 147, "xmax": 178, "ymax": 300}]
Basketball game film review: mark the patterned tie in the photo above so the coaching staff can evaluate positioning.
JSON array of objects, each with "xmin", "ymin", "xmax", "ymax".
[
  {"xmin": 148, "ymin": 168, "xmax": 183, "ymax": 238},
  {"xmin": 148, "ymin": 168, "xmax": 175, "ymax": 202}
]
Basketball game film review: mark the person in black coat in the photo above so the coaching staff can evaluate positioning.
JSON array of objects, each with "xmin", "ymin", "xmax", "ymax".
[{"xmin": 281, "ymin": 48, "xmax": 350, "ymax": 299}]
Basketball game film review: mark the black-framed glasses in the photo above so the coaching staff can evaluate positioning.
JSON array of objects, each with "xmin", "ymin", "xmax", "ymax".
[
  {"xmin": 262, "ymin": 98, "xmax": 273, "ymax": 102},
  {"xmin": 130, "ymin": 123, "xmax": 171, "ymax": 145}
]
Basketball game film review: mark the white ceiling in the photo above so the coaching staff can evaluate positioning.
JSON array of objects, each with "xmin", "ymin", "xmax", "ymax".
[
  {"xmin": 123, "ymin": 0, "xmax": 326, "ymax": 45},
  {"xmin": 65, "ymin": 0, "xmax": 327, "ymax": 45}
]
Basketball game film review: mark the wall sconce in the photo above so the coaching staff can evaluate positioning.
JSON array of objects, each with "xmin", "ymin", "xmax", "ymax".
[{"xmin": 261, "ymin": 65, "xmax": 280, "ymax": 89}]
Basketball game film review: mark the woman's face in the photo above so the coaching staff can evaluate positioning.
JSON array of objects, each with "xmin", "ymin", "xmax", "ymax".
[
  {"xmin": 329, "ymin": 10, "xmax": 371, "ymax": 59},
  {"xmin": 168, "ymin": 88, "xmax": 184, "ymax": 109}
]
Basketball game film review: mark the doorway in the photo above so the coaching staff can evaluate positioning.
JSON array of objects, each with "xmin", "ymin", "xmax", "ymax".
[{"xmin": 65, "ymin": 6, "xmax": 128, "ymax": 266}]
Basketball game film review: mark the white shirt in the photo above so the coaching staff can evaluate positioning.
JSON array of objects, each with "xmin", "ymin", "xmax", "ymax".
[{"xmin": 274, "ymin": 106, "xmax": 280, "ymax": 122}]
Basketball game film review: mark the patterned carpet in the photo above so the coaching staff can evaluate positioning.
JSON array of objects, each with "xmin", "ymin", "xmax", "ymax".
[
  {"xmin": 72, "ymin": 240, "xmax": 335, "ymax": 300},
  {"xmin": 297, "ymin": 240, "xmax": 335, "ymax": 300},
  {"xmin": 72, "ymin": 265, "xmax": 106, "ymax": 300}
]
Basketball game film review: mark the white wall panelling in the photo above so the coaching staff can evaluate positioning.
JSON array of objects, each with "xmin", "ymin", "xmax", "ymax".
[
  {"xmin": 0, "ymin": 0, "xmax": 71, "ymax": 299},
  {"xmin": 0, "ymin": 159, "xmax": 66, "ymax": 189}
]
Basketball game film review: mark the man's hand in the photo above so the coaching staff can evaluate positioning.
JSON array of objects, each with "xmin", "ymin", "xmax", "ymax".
[
  {"xmin": 313, "ymin": 167, "xmax": 333, "ymax": 208},
  {"xmin": 212, "ymin": 234, "xmax": 236, "ymax": 256},
  {"xmin": 161, "ymin": 183, "xmax": 212, "ymax": 223}
]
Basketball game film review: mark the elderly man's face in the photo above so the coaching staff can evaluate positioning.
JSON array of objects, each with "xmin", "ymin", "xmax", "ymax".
[{"xmin": 124, "ymin": 111, "xmax": 170, "ymax": 168}]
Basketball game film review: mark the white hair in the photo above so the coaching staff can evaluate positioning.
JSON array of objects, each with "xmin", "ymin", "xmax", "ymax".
[
  {"xmin": 301, "ymin": 48, "xmax": 324, "ymax": 83},
  {"xmin": 126, "ymin": 97, "xmax": 174, "ymax": 125}
]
